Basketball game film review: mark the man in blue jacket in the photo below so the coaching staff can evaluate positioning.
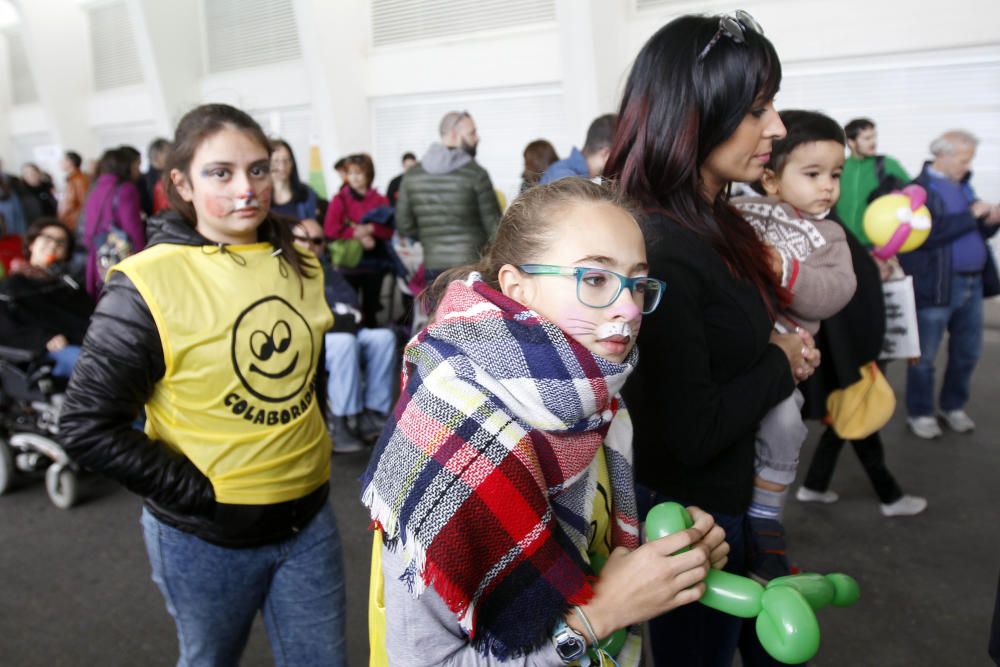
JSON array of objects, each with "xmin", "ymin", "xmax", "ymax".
[
  {"xmin": 899, "ymin": 130, "xmax": 1000, "ymax": 438},
  {"xmin": 540, "ymin": 114, "xmax": 617, "ymax": 184}
]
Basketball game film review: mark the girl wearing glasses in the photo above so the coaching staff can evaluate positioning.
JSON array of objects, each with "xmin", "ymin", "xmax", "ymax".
[
  {"xmin": 59, "ymin": 104, "xmax": 348, "ymax": 666},
  {"xmin": 605, "ymin": 12, "xmax": 821, "ymax": 666},
  {"xmin": 363, "ymin": 177, "xmax": 728, "ymax": 666}
]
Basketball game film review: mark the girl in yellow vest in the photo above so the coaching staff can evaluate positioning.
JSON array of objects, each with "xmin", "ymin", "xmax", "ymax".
[
  {"xmin": 362, "ymin": 178, "xmax": 730, "ymax": 666},
  {"xmin": 60, "ymin": 104, "xmax": 347, "ymax": 666}
]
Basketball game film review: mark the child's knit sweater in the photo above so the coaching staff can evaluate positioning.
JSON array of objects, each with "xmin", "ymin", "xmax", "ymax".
[{"xmin": 734, "ymin": 195, "xmax": 857, "ymax": 335}]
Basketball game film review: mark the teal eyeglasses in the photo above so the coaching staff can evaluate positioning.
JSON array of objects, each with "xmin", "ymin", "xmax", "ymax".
[{"xmin": 518, "ymin": 264, "xmax": 666, "ymax": 314}]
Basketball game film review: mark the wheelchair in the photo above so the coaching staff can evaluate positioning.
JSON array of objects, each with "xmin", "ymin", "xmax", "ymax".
[{"xmin": 0, "ymin": 344, "xmax": 80, "ymax": 509}]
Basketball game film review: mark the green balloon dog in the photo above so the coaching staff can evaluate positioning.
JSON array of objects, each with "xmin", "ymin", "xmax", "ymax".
[{"xmin": 644, "ymin": 502, "xmax": 860, "ymax": 664}]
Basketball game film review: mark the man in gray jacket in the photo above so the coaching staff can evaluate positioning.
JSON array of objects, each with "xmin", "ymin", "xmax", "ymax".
[{"xmin": 395, "ymin": 111, "xmax": 502, "ymax": 278}]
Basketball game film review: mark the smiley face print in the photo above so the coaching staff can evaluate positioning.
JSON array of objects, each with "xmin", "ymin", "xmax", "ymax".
[{"xmin": 231, "ymin": 296, "xmax": 314, "ymax": 402}]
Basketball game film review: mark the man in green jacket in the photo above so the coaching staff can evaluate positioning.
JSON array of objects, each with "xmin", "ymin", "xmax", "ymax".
[
  {"xmin": 395, "ymin": 111, "xmax": 502, "ymax": 278},
  {"xmin": 835, "ymin": 118, "xmax": 911, "ymax": 245}
]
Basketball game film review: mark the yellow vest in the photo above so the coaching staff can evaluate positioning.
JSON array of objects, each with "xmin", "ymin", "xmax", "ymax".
[{"xmin": 112, "ymin": 242, "xmax": 334, "ymax": 505}]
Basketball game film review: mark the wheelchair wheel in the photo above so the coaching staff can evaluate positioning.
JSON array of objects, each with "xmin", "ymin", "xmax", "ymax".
[
  {"xmin": 45, "ymin": 463, "xmax": 78, "ymax": 509},
  {"xmin": 0, "ymin": 439, "xmax": 13, "ymax": 495}
]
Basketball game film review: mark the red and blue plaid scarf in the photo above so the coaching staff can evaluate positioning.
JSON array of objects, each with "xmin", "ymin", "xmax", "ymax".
[{"xmin": 362, "ymin": 275, "xmax": 641, "ymax": 660}]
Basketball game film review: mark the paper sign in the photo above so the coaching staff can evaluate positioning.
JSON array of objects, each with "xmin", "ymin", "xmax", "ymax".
[{"xmin": 881, "ymin": 276, "xmax": 921, "ymax": 359}]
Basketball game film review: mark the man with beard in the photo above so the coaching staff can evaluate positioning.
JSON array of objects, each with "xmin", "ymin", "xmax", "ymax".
[{"xmin": 395, "ymin": 111, "xmax": 501, "ymax": 281}]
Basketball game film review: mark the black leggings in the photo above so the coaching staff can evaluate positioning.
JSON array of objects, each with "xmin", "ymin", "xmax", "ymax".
[
  {"xmin": 802, "ymin": 426, "xmax": 903, "ymax": 504},
  {"xmin": 345, "ymin": 271, "xmax": 386, "ymax": 329}
]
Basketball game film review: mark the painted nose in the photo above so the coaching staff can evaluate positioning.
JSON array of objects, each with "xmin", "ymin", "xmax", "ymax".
[{"xmin": 608, "ymin": 287, "xmax": 642, "ymax": 321}]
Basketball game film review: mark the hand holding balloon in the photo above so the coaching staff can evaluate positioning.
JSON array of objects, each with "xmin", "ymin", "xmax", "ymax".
[
  {"xmin": 578, "ymin": 525, "xmax": 711, "ymax": 649},
  {"xmin": 644, "ymin": 502, "xmax": 860, "ymax": 664}
]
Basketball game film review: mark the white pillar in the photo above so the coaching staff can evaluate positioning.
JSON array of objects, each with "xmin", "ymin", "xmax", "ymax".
[
  {"xmin": 16, "ymin": 0, "xmax": 98, "ymax": 158},
  {"xmin": 294, "ymin": 0, "xmax": 372, "ymax": 196},
  {"xmin": 129, "ymin": 0, "xmax": 202, "ymax": 136}
]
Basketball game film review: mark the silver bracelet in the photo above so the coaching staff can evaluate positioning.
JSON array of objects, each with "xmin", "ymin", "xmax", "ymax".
[{"xmin": 572, "ymin": 605, "xmax": 601, "ymax": 647}]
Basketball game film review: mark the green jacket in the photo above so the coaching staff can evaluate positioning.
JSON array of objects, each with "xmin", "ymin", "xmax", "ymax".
[
  {"xmin": 395, "ymin": 143, "xmax": 502, "ymax": 271},
  {"xmin": 835, "ymin": 154, "xmax": 910, "ymax": 245}
]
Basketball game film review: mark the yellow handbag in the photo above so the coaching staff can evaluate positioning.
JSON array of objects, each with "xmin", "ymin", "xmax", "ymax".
[
  {"xmin": 826, "ymin": 362, "xmax": 896, "ymax": 440},
  {"xmin": 369, "ymin": 530, "xmax": 389, "ymax": 667}
]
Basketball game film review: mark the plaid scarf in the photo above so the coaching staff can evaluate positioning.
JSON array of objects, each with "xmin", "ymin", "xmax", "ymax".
[{"xmin": 361, "ymin": 274, "xmax": 642, "ymax": 661}]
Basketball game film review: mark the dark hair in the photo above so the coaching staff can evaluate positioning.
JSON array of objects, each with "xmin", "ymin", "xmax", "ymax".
[
  {"xmin": 65, "ymin": 151, "xmax": 83, "ymax": 169},
  {"xmin": 148, "ymin": 137, "xmax": 170, "ymax": 159},
  {"xmin": 765, "ymin": 110, "xmax": 846, "ymax": 176},
  {"xmin": 119, "ymin": 145, "xmax": 141, "ymax": 165},
  {"xmin": 97, "ymin": 148, "xmax": 133, "ymax": 181},
  {"xmin": 345, "ymin": 153, "xmax": 375, "ymax": 187},
  {"xmin": 583, "ymin": 114, "xmax": 618, "ymax": 155},
  {"xmin": 427, "ymin": 177, "xmax": 642, "ymax": 310},
  {"xmin": 604, "ymin": 14, "xmax": 785, "ymax": 313},
  {"xmin": 24, "ymin": 217, "xmax": 75, "ymax": 259},
  {"xmin": 163, "ymin": 103, "xmax": 315, "ymax": 281},
  {"xmin": 522, "ymin": 139, "xmax": 559, "ymax": 185},
  {"xmin": 844, "ymin": 118, "xmax": 875, "ymax": 141},
  {"xmin": 401, "ymin": 152, "xmax": 416, "ymax": 163},
  {"xmin": 270, "ymin": 138, "xmax": 311, "ymax": 203},
  {"xmin": 333, "ymin": 157, "xmax": 348, "ymax": 172}
]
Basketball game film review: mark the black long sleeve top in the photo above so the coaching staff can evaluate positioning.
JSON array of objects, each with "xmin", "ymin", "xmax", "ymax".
[{"xmin": 624, "ymin": 213, "xmax": 795, "ymax": 514}]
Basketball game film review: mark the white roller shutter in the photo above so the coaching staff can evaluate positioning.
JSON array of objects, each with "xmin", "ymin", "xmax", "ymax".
[
  {"xmin": 371, "ymin": 0, "xmax": 555, "ymax": 48},
  {"xmin": 371, "ymin": 84, "xmax": 569, "ymax": 202},
  {"xmin": 11, "ymin": 132, "xmax": 52, "ymax": 167},
  {"xmin": 87, "ymin": 1, "xmax": 144, "ymax": 91},
  {"xmin": 202, "ymin": 0, "xmax": 301, "ymax": 74}
]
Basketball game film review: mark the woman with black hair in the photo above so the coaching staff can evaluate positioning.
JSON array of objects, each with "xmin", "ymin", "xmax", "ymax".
[
  {"xmin": 605, "ymin": 12, "xmax": 821, "ymax": 665},
  {"xmin": 270, "ymin": 138, "xmax": 324, "ymax": 223}
]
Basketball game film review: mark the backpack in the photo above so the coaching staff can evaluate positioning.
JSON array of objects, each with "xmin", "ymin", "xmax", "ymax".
[
  {"xmin": 866, "ymin": 155, "xmax": 907, "ymax": 203},
  {"xmin": 92, "ymin": 188, "xmax": 134, "ymax": 284}
]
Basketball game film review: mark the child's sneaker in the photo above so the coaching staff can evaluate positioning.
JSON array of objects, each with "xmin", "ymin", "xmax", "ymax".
[
  {"xmin": 880, "ymin": 494, "xmax": 928, "ymax": 517},
  {"xmin": 748, "ymin": 516, "xmax": 792, "ymax": 583},
  {"xmin": 795, "ymin": 486, "xmax": 839, "ymax": 504}
]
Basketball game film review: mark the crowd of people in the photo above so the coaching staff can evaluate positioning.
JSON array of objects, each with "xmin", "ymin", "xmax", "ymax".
[{"xmin": 2, "ymin": 9, "xmax": 1000, "ymax": 666}]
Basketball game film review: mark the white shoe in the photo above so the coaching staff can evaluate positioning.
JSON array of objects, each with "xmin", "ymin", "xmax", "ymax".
[
  {"xmin": 880, "ymin": 495, "xmax": 928, "ymax": 517},
  {"xmin": 940, "ymin": 410, "xmax": 975, "ymax": 433},
  {"xmin": 795, "ymin": 487, "xmax": 839, "ymax": 504},
  {"xmin": 907, "ymin": 416, "xmax": 942, "ymax": 439}
]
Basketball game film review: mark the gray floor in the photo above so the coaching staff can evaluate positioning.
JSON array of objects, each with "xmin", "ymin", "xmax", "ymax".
[{"xmin": 3, "ymin": 319, "xmax": 1000, "ymax": 666}]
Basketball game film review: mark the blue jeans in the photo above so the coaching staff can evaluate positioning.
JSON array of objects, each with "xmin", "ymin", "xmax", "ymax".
[
  {"xmin": 141, "ymin": 503, "xmax": 347, "ymax": 667},
  {"xmin": 325, "ymin": 328, "xmax": 396, "ymax": 417},
  {"xmin": 906, "ymin": 273, "xmax": 983, "ymax": 417},
  {"xmin": 47, "ymin": 344, "xmax": 81, "ymax": 379},
  {"xmin": 636, "ymin": 485, "xmax": 792, "ymax": 667}
]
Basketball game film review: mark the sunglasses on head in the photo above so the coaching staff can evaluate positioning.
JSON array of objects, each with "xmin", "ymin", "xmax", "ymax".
[{"xmin": 697, "ymin": 10, "xmax": 763, "ymax": 62}]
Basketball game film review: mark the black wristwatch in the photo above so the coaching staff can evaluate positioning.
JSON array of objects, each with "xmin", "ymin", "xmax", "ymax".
[{"xmin": 552, "ymin": 618, "xmax": 587, "ymax": 663}]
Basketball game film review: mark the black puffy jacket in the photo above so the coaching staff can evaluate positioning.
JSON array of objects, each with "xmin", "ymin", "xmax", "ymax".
[{"xmin": 59, "ymin": 213, "xmax": 327, "ymax": 547}]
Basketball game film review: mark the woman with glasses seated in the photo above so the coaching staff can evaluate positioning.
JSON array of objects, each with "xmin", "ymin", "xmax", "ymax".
[
  {"xmin": 0, "ymin": 218, "xmax": 93, "ymax": 378},
  {"xmin": 604, "ymin": 12, "xmax": 821, "ymax": 665},
  {"xmin": 291, "ymin": 218, "xmax": 397, "ymax": 454},
  {"xmin": 362, "ymin": 178, "xmax": 729, "ymax": 666}
]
